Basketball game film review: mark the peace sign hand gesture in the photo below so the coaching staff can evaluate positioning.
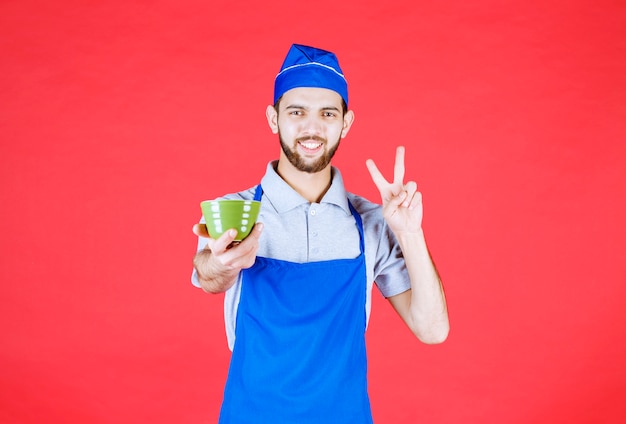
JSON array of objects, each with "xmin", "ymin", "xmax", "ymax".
[{"xmin": 366, "ymin": 146, "xmax": 423, "ymax": 235}]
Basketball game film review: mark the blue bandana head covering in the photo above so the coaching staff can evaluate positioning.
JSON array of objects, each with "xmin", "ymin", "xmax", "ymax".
[{"xmin": 274, "ymin": 44, "xmax": 348, "ymax": 107}]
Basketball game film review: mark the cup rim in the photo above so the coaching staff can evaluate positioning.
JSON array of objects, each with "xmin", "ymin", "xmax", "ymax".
[{"xmin": 200, "ymin": 199, "xmax": 261, "ymax": 204}]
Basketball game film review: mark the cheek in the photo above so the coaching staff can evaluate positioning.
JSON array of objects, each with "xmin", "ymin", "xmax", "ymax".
[
  {"xmin": 277, "ymin": 123, "xmax": 292, "ymax": 137},
  {"xmin": 277, "ymin": 124, "xmax": 297, "ymax": 142},
  {"xmin": 332, "ymin": 125, "xmax": 346, "ymax": 140},
  {"xmin": 277, "ymin": 118, "xmax": 294, "ymax": 132},
  {"xmin": 340, "ymin": 121, "xmax": 351, "ymax": 138}
]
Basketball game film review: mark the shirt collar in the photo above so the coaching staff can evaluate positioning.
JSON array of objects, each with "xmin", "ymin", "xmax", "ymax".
[{"xmin": 260, "ymin": 161, "xmax": 351, "ymax": 215}]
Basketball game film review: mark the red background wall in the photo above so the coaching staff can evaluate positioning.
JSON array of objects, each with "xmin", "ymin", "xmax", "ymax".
[{"xmin": 1, "ymin": 1, "xmax": 625, "ymax": 423}]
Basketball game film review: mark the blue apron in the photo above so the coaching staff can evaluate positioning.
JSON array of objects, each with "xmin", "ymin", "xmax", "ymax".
[{"xmin": 218, "ymin": 185, "xmax": 373, "ymax": 424}]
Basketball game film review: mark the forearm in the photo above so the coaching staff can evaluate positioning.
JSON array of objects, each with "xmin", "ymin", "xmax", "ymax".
[
  {"xmin": 396, "ymin": 229, "xmax": 449, "ymax": 343},
  {"xmin": 193, "ymin": 249, "xmax": 239, "ymax": 294}
]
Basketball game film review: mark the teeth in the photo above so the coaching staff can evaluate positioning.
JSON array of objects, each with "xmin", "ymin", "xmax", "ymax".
[{"xmin": 300, "ymin": 142, "xmax": 322, "ymax": 149}]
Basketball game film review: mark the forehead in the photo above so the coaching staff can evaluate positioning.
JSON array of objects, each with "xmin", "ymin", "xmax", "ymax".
[{"xmin": 280, "ymin": 87, "xmax": 343, "ymax": 109}]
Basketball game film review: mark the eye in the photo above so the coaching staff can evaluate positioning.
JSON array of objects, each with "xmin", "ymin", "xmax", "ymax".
[
  {"xmin": 323, "ymin": 111, "xmax": 337, "ymax": 118},
  {"xmin": 289, "ymin": 110, "xmax": 304, "ymax": 116}
]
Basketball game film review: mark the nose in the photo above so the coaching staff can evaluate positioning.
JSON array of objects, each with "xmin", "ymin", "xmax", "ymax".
[{"xmin": 300, "ymin": 115, "xmax": 323, "ymax": 136}]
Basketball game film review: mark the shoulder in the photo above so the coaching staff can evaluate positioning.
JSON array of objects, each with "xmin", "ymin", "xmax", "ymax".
[
  {"xmin": 346, "ymin": 193, "xmax": 386, "ymax": 232},
  {"xmin": 220, "ymin": 186, "xmax": 258, "ymax": 201},
  {"xmin": 347, "ymin": 192, "xmax": 381, "ymax": 217}
]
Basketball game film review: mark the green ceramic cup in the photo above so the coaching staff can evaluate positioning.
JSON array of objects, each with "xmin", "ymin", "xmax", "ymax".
[{"xmin": 200, "ymin": 199, "xmax": 261, "ymax": 241}]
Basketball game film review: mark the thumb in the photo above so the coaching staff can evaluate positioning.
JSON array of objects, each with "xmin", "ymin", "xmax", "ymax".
[
  {"xmin": 193, "ymin": 223, "xmax": 210, "ymax": 238},
  {"xmin": 387, "ymin": 188, "xmax": 407, "ymax": 208},
  {"xmin": 383, "ymin": 183, "xmax": 404, "ymax": 203}
]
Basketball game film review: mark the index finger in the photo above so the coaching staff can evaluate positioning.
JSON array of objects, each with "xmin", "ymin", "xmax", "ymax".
[
  {"xmin": 212, "ymin": 229, "xmax": 239, "ymax": 253},
  {"xmin": 393, "ymin": 146, "xmax": 406, "ymax": 185},
  {"xmin": 365, "ymin": 158, "xmax": 389, "ymax": 189}
]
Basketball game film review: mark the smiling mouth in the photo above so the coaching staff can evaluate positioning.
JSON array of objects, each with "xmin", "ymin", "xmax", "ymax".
[
  {"xmin": 298, "ymin": 141, "xmax": 323, "ymax": 150},
  {"xmin": 297, "ymin": 136, "xmax": 326, "ymax": 153}
]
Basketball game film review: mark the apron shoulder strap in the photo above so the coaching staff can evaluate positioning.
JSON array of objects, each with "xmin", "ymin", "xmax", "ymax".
[
  {"xmin": 253, "ymin": 184, "xmax": 263, "ymax": 201},
  {"xmin": 347, "ymin": 199, "xmax": 365, "ymax": 254}
]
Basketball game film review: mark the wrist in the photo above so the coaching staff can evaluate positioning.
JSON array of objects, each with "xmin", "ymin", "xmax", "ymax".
[
  {"xmin": 395, "ymin": 227, "xmax": 425, "ymax": 245},
  {"xmin": 194, "ymin": 249, "xmax": 238, "ymax": 293}
]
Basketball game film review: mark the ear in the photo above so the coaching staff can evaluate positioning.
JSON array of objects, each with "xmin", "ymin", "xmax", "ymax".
[
  {"xmin": 341, "ymin": 110, "xmax": 355, "ymax": 138},
  {"xmin": 266, "ymin": 105, "xmax": 279, "ymax": 134}
]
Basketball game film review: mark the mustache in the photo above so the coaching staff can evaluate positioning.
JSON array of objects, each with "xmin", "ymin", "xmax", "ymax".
[{"xmin": 296, "ymin": 135, "xmax": 326, "ymax": 144}]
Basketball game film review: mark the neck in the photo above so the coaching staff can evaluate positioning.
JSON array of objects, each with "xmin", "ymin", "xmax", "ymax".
[{"xmin": 276, "ymin": 158, "xmax": 332, "ymax": 203}]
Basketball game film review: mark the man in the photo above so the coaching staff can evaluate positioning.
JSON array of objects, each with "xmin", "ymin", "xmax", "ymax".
[{"xmin": 192, "ymin": 44, "xmax": 449, "ymax": 423}]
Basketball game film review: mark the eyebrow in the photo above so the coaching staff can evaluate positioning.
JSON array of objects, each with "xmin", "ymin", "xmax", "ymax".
[{"xmin": 284, "ymin": 104, "xmax": 341, "ymax": 112}]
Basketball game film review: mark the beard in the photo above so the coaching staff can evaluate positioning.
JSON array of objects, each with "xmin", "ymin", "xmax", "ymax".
[{"xmin": 279, "ymin": 134, "xmax": 341, "ymax": 174}]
